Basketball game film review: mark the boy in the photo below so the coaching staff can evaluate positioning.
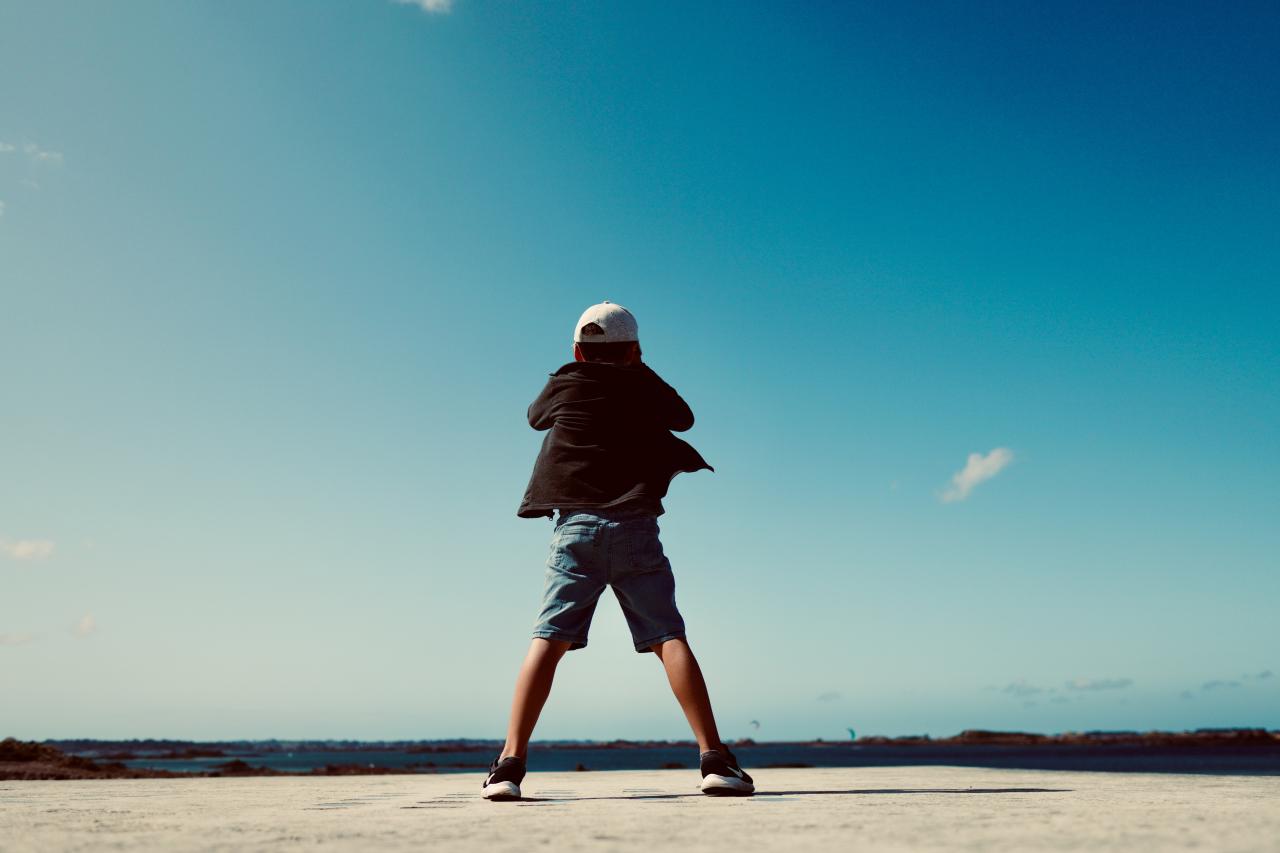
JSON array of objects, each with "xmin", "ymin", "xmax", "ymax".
[{"xmin": 482, "ymin": 301, "xmax": 755, "ymax": 800}]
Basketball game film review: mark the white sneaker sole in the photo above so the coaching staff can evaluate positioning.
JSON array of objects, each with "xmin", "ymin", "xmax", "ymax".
[
  {"xmin": 700, "ymin": 774, "xmax": 754, "ymax": 796},
  {"xmin": 482, "ymin": 780, "xmax": 521, "ymax": 801}
]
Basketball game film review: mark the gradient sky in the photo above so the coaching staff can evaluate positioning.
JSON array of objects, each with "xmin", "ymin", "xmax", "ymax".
[{"xmin": 2, "ymin": 1, "xmax": 1277, "ymax": 742}]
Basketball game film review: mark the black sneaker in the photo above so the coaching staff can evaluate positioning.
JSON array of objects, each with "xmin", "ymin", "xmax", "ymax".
[
  {"xmin": 699, "ymin": 745, "xmax": 754, "ymax": 796},
  {"xmin": 481, "ymin": 755, "xmax": 526, "ymax": 801}
]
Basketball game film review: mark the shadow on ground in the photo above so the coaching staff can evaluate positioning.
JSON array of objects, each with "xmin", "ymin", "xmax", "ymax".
[{"xmin": 513, "ymin": 787, "xmax": 1070, "ymax": 802}]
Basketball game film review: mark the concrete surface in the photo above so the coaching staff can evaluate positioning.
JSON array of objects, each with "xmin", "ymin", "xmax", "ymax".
[{"xmin": 2, "ymin": 766, "xmax": 1278, "ymax": 852}]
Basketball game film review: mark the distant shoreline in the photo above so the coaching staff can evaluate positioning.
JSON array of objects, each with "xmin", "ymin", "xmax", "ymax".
[{"xmin": 5, "ymin": 729, "xmax": 1279, "ymax": 781}]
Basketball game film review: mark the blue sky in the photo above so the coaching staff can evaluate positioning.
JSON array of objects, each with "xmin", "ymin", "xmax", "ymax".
[{"xmin": 2, "ymin": 0, "xmax": 1277, "ymax": 741}]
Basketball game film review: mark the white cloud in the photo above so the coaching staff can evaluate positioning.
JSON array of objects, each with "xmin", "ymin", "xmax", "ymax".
[
  {"xmin": 1, "ymin": 633, "xmax": 34, "ymax": 646},
  {"xmin": 74, "ymin": 613, "xmax": 96, "ymax": 637},
  {"xmin": 23, "ymin": 142, "xmax": 63, "ymax": 164},
  {"xmin": 0, "ymin": 199, "xmax": 5, "ymax": 217},
  {"xmin": 940, "ymin": 447, "xmax": 1014, "ymax": 503},
  {"xmin": 1066, "ymin": 677, "xmax": 1134, "ymax": 691},
  {"xmin": 393, "ymin": 0, "xmax": 453, "ymax": 13},
  {"xmin": 0, "ymin": 142, "xmax": 15, "ymax": 153},
  {"xmin": 1001, "ymin": 678, "xmax": 1042, "ymax": 697},
  {"xmin": 816, "ymin": 691, "xmax": 842, "ymax": 703},
  {"xmin": 1, "ymin": 538, "xmax": 55, "ymax": 560}
]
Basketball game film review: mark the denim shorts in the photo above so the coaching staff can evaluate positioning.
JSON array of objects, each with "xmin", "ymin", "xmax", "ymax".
[{"xmin": 531, "ymin": 507, "xmax": 686, "ymax": 653}]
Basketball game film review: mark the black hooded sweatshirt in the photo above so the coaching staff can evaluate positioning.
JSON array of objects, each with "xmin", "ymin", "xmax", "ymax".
[{"xmin": 517, "ymin": 361, "xmax": 713, "ymax": 519}]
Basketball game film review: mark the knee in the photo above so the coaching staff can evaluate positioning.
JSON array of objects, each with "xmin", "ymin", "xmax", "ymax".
[
  {"xmin": 534, "ymin": 637, "xmax": 573, "ymax": 658},
  {"xmin": 648, "ymin": 637, "xmax": 690, "ymax": 657}
]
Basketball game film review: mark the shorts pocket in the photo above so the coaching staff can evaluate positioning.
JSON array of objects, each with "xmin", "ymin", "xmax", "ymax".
[
  {"xmin": 626, "ymin": 519, "xmax": 667, "ymax": 571},
  {"xmin": 549, "ymin": 523, "xmax": 600, "ymax": 576}
]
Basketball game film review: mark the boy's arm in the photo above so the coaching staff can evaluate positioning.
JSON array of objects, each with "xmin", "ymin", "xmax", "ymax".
[
  {"xmin": 643, "ymin": 365, "xmax": 695, "ymax": 432},
  {"xmin": 527, "ymin": 378, "xmax": 558, "ymax": 431}
]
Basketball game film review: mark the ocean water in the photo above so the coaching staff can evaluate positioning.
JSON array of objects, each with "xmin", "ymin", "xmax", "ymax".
[{"xmin": 117, "ymin": 743, "xmax": 1280, "ymax": 776}]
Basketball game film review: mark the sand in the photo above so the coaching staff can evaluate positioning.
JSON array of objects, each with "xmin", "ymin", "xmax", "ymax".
[{"xmin": 2, "ymin": 765, "xmax": 1278, "ymax": 852}]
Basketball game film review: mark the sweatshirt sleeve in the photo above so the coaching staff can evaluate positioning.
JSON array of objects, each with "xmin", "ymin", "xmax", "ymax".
[
  {"xmin": 645, "ymin": 366, "xmax": 695, "ymax": 432},
  {"xmin": 527, "ymin": 378, "xmax": 558, "ymax": 431}
]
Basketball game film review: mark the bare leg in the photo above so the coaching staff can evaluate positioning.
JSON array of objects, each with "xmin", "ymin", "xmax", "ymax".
[
  {"xmin": 651, "ymin": 638, "xmax": 722, "ymax": 753},
  {"xmin": 501, "ymin": 638, "xmax": 572, "ymax": 760}
]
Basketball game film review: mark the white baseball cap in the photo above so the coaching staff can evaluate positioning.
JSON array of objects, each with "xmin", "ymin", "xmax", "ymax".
[{"xmin": 573, "ymin": 301, "xmax": 639, "ymax": 343}]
